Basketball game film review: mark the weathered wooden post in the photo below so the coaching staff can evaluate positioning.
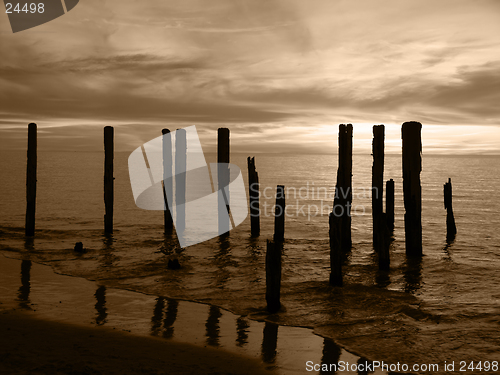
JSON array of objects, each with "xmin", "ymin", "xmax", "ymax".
[
  {"xmin": 386, "ymin": 179, "xmax": 395, "ymax": 231},
  {"xmin": 333, "ymin": 124, "xmax": 353, "ymax": 251},
  {"xmin": 25, "ymin": 123, "xmax": 37, "ymax": 237},
  {"xmin": 162, "ymin": 129, "xmax": 174, "ymax": 232},
  {"xmin": 329, "ymin": 212, "xmax": 342, "ymax": 286},
  {"xmin": 273, "ymin": 185, "xmax": 285, "ymax": 242},
  {"xmin": 175, "ymin": 128, "xmax": 187, "ymax": 234},
  {"xmin": 378, "ymin": 213, "xmax": 390, "ymax": 270},
  {"xmin": 247, "ymin": 157, "xmax": 260, "ymax": 237},
  {"xmin": 402, "ymin": 121, "xmax": 422, "ymax": 256},
  {"xmin": 372, "ymin": 125, "xmax": 384, "ymax": 250},
  {"xmin": 265, "ymin": 240, "xmax": 281, "ymax": 313},
  {"xmin": 218, "ymin": 128, "xmax": 230, "ymax": 235},
  {"xmin": 104, "ymin": 126, "xmax": 114, "ymax": 234},
  {"xmin": 444, "ymin": 178, "xmax": 457, "ymax": 241}
]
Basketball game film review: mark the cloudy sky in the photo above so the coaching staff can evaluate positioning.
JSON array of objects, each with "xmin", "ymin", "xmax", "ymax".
[{"xmin": 1, "ymin": 0, "xmax": 500, "ymax": 154}]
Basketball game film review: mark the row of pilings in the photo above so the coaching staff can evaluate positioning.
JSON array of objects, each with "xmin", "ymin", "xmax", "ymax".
[{"xmin": 23, "ymin": 122, "xmax": 456, "ymax": 313}]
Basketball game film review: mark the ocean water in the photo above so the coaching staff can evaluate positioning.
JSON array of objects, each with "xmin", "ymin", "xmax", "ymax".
[{"xmin": 1, "ymin": 150, "xmax": 500, "ymax": 372}]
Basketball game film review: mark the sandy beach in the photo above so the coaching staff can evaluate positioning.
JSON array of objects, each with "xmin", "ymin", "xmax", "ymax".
[{"xmin": 0, "ymin": 309, "xmax": 273, "ymax": 375}]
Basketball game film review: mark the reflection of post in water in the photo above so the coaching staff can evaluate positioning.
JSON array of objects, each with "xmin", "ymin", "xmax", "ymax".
[
  {"xmin": 94, "ymin": 285, "xmax": 107, "ymax": 325},
  {"xmin": 214, "ymin": 235, "xmax": 231, "ymax": 287},
  {"xmin": 319, "ymin": 338, "xmax": 341, "ymax": 375},
  {"xmin": 17, "ymin": 260, "xmax": 32, "ymax": 309},
  {"xmin": 151, "ymin": 296, "xmax": 165, "ymax": 336},
  {"xmin": 175, "ymin": 128, "xmax": 187, "ymax": 235},
  {"xmin": 205, "ymin": 305, "xmax": 222, "ymax": 347},
  {"xmin": 261, "ymin": 321, "xmax": 278, "ymax": 364},
  {"xmin": 403, "ymin": 257, "xmax": 423, "ymax": 294},
  {"xmin": 162, "ymin": 129, "xmax": 174, "ymax": 233},
  {"xmin": 217, "ymin": 128, "xmax": 230, "ymax": 236},
  {"xmin": 163, "ymin": 298, "xmax": 178, "ymax": 339},
  {"xmin": 101, "ymin": 233, "xmax": 115, "ymax": 268},
  {"xmin": 236, "ymin": 317, "xmax": 249, "ymax": 347}
]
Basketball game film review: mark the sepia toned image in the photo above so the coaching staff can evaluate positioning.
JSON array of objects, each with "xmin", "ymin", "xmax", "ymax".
[{"xmin": 1, "ymin": 1, "xmax": 500, "ymax": 374}]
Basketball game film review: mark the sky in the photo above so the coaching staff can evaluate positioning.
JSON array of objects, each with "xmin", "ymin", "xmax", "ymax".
[{"xmin": 1, "ymin": 0, "xmax": 500, "ymax": 154}]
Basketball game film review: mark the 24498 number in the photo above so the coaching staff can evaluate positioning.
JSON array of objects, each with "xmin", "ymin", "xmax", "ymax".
[{"xmin": 5, "ymin": 3, "xmax": 45, "ymax": 14}]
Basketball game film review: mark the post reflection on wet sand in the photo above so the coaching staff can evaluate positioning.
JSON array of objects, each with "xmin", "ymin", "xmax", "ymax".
[
  {"xmin": 17, "ymin": 259, "xmax": 32, "ymax": 310},
  {"xmin": 151, "ymin": 296, "xmax": 165, "ymax": 336},
  {"xmin": 261, "ymin": 321, "xmax": 278, "ymax": 364},
  {"xmin": 236, "ymin": 316, "xmax": 249, "ymax": 347},
  {"xmin": 319, "ymin": 338, "xmax": 341, "ymax": 375},
  {"xmin": 163, "ymin": 298, "xmax": 178, "ymax": 339},
  {"xmin": 94, "ymin": 285, "xmax": 107, "ymax": 325},
  {"xmin": 205, "ymin": 305, "xmax": 222, "ymax": 347}
]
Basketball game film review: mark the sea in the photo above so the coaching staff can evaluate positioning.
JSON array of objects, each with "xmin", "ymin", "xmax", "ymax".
[{"xmin": 1, "ymin": 150, "xmax": 500, "ymax": 373}]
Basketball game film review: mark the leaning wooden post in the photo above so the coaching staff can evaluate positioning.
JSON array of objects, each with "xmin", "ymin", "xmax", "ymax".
[
  {"xmin": 104, "ymin": 126, "xmax": 114, "ymax": 234},
  {"xmin": 217, "ymin": 128, "xmax": 230, "ymax": 235},
  {"xmin": 329, "ymin": 212, "xmax": 342, "ymax": 286},
  {"xmin": 175, "ymin": 128, "xmax": 187, "ymax": 234},
  {"xmin": 162, "ymin": 129, "xmax": 174, "ymax": 232},
  {"xmin": 444, "ymin": 178, "xmax": 457, "ymax": 241},
  {"xmin": 265, "ymin": 240, "xmax": 281, "ymax": 313},
  {"xmin": 386, "ymin": 179, "xmax": 395, "ymax": 231},
  {"xmin": 333, "ymin": 124, "xmax": 353, "ymax": 251},
  {"xmin": 372, "ymin": 125, "xmax": 384, "ymax": 250},
  {"xmin": 247, "ymin": 157, "xmax": 260, "ymax": 237},
  {"xmin": 401, "ymin": 121, "xmax": 422, "ymax": 256},
  {"xmin": 25, "ymin": 123, "xmax": 37, "ymax": 237},
  {"xmin": 273, "ymin": 185, "xmax": 285, "ymax": 242}
]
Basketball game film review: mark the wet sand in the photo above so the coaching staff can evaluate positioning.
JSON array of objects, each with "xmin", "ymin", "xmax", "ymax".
[
  {"xmin": 0, "ymin": 253, "xmax": 377, "ymax": 375},
  {"xmin": 0, "ymin": 309, "xmax": 271, "ymax": 375}
]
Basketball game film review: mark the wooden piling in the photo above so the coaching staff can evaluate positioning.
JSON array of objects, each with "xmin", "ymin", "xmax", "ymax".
[
  {"xmin": 162, "ymin": 129, "xmax": 174, "ymax": 232},
  {"xmin": 104, "ymin": 126, "xmax": 114, "ymax": 234},
  {"xmin": 372, "ymin": 125, "xmax": 385, "ymax": 250},
  {"xmin": 217, "ymin": 128, "xmax": 230, "ymax": 235},
  {"xmin": 333, "ymin": 124, "xmax": 353, "ymax": 251},
  {"xmin": 265, "ymin": 240, "xmax": 281, "ymax": 313},
  {"xmin": 247, "ymin": 156, "xmax": 260, "ymax": 237},
  {"xmin": 401, "ymin": 121, "xmax": 422, "ymax": 256},
  {"xmin": 25, "ymin": 123, "xmax": 37, "ymax": 237},
  {"xmin": 386, "ymin": 179, "xmax": 395, "ymax": 231},
  {"xmin": 175, "ymin": 129, "xmax": 187, "ymax": 234},
  {"xmin": 329, "ymin": 213, "xmax": 342, "ymax": 286},
  {"xmin": 273, "ymin": 185, "xmax": 285, "ymax": 242},
  {"xmin": 444, "ymin": 178, "xmax": 457, "ymax": 240}
]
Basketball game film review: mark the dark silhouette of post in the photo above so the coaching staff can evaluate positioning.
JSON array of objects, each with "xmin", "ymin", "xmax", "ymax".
[
  {"xmin": 372, "ymin": 125, "xmax": 384, "ymax": 250},
  {"xmin": 333, "ymin": 124, "xmax": 353, "ymax": 251},
  {"xmin": 163, "ymin": 298, "xmax": 178, "ymax": 339},
  {"xmin": 273, "ymin": 185, "xmax": 285, "ymax": 242},
  {"xmin": 265, "ymin": 240, "xmax": 281, "ymax": 313},
  {"xmin": 162, "ymin": 129, "xmax": 174, "ymax": 232},
  {"xmin": 175, "ymin": 129, "xmax": 187, "ymax": 234},
  {"xmin": 247, "ymin": 156, "xmax": 260, "ymax": 237},
  {"xmin": 218, "ymin": 128, "xmax": 230, "ymax": 235},
  {"xmin": 386, "ymin": 179, "xmax": 395, "ymax": 231},
  {"xmin": 104, "ymin": 126, "xmax": 114, "ymax": 234},
  {"xmin": 25, "ymin": 123, "xmax": 37, "ymax": 237},
  {"xmin": 444, "ymin": 178, "xmax": 457, "ymax": 241},
  {"xmin": 329, "ymin": 213, "xmax": 342, "ymax": 286},
  {"xmin": 402, "ymin": 121, "xmax": 422, "ymax": 257}
]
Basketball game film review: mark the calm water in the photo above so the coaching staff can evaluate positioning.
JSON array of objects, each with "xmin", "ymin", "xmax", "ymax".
[{"xmin": 1, "ymin": 150, "xmax": 500, "ymax": 371}]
